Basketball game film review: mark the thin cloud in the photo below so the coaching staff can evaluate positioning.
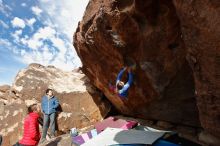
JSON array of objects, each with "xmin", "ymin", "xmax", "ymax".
[
  {"xmin": 31, "ymin": 6, "xmax": 43, "ymax": 16},
  {"xmin": 39, "ymin": 0, "xmax": 89, "ymax": 41},
  {"xmin": 19, "ymin": 26, "xmax": 55, "ymax": 50},
  {"xmin": 11, "ymin": 29, "xmax": 23, "ymax": 43},
  {"xmin": 21, "ymin": 3, "xmax": 27, "ymax": 7},
  {"xmin": 16, "ymin": 26, "xmax": 58, "ymax": 66},
  {"xmin": 21, "ymin": 48, "xmax": 54, "ymax": 66},
  {"xmin": 40, "ymin": 0, "xmax": 50, "ymax": 2},
  {"xmin": 20, "ymin": 49, "xmax": 26, "ymax": 56},
  {"xmin": 1, "ymin": 1, "xmax": 88, "ymax": 71},
  {"xmin": 26, "ymin": 26, "xmax": 56, "ymax": 50},
  {"xmin": 0, "ymin": 67, "xmax": 7, "ymax": 73},
  {"xmin": 0, "ymin": 0, "xmax": 12, "ymax": 17},
  {"xmin": 0, "ymin": 20, "xmax": 9, "ymax": 28},
  {"xmin": 11, "ymin": 17, "xmax": 26, "ymax": 28},
  {"xmin": 0, "ymin": 38, "xmax": 12, "ymax": 48},
  {"xmin": 0, "ymin": 38, "xmax": 23, "ymax": 60},
  {"xmin": 26, "ymin": 18, "xmax": 36, "ymax": 27},
  {"xmin": 36, "ymin": 0, "xmax": 89, "ymax": 69},
  {"xmin": 18, "ymin": 25, "xmax": 76, "ymax": 69}
]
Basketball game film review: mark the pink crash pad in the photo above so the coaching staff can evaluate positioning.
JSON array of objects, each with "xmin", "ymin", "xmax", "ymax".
[{"xmin": 95, "ymin": 117, "xmax": 138, "ymax": 133}]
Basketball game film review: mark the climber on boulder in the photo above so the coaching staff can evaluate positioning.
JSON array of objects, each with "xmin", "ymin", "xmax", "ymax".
[{"xmin": 115, "ymin": 67, "xmax": 133, "ymax": 98}]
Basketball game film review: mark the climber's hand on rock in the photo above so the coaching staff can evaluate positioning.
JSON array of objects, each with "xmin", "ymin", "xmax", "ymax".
[{"xmin": 127, "ymin": 67, "xmax": 131, "ymax": 72}]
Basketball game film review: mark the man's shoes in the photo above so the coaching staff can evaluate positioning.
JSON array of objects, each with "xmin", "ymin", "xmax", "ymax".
[
  {"xmin": 39, "ymin": 138, "xmax": 46, "ymax": 144},
  {"xmin": 50, "ymin": 135, "xmax": 55, "ymax": 139}
]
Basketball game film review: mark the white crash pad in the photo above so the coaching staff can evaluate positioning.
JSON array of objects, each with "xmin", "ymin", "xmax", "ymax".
[{"xmin": 81, "ymin": 128, "xmax": 165, "ymax": 146}]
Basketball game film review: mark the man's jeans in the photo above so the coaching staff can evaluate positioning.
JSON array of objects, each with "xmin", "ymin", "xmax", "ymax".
[{"xmin": 42, "ymin": 112, "xmax": 56, "ymax": 139}]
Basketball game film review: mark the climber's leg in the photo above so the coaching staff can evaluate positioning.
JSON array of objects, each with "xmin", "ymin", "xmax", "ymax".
[{"xmin": 108, "ymin": 82, "xmax": 116, "ymax": 93}]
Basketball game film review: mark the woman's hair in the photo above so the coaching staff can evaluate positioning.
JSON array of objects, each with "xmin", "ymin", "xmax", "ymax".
[
  {"xmin": 28, "ymin": 104, "xmax": 37, "ymax": 113},
  {"xmin": 45, "ymin": 88, "xmax": 53, "ymax": 94},
  {"xmin": 116, "ymin": 82, "xmax": 124, "ymax": 90}
]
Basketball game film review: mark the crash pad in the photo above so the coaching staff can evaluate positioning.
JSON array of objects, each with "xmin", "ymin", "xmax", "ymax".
[
  {"xmin": 95, "ymin": 117, "xmax": 138, "ymax": 133},
  {"xmin": 81, "ymin": 128, "xmax": 166, "ymax": 146},
  {"xmin": 72, "ymin": 129, "xmax": 98, "ymax": 145}
]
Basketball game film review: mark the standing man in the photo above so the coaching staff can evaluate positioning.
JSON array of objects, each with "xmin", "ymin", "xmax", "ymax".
[{"xmin": 40, "ymin": 88, "xmax": 59, "ymax": 143}]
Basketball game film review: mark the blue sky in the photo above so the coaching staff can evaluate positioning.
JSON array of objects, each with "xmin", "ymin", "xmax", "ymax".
[{"xmin": 0, "ymin": 0, "xmax": 89, "ymax": 85}]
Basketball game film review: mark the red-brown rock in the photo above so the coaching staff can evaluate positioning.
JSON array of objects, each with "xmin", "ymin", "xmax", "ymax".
[
  {"xmin": 173, "ymin": 0, "xmax": 220, "ymax": 139},
  {"xmin": 74, "ymin": 0, "xmax": 199, "ymax": 126},
  {"xmin": 74, "ymin": 0, "xmax": 220, "ymax": 140}
]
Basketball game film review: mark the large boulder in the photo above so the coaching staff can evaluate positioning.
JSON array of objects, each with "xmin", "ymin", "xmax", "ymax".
[
  {"xmin": 74, "ymin": 0, "xmax": 220, "ymax": 141},
  {"xmin": 74, "ymin": 0, "xmax": 199, "ymax": 127}
]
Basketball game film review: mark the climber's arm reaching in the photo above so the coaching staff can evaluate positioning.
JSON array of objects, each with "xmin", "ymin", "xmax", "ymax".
[
  {"xmin": 118, "ymin": 70, "xmax": 133, "ymax": 94},
  {"xmin": 116, "ymin": 67, "xmax": 126, "ymax": 85}
]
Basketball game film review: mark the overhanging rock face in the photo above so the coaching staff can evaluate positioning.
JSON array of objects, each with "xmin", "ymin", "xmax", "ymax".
[{"xmin": 74, "ymin": 0, "xmax": 220, "ymax": 138}]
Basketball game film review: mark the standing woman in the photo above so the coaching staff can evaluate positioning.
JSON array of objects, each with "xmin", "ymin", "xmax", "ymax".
[
  {"xmin": 18, "ymin": 104, "xmax": 41, "ymax": 146},
  {"xmin": 40, "ymin": 88, "xmax": 59, "ymax": 143}
]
